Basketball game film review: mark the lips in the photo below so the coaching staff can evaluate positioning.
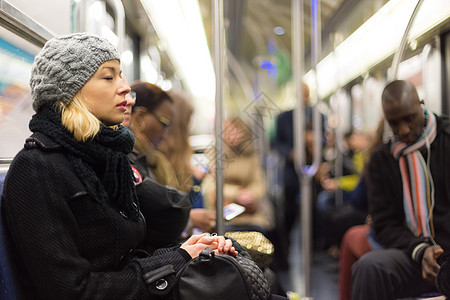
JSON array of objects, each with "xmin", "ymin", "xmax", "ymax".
[{"xmin": 116, "ymin": 100, "xmax": 127, "ymax": 111}]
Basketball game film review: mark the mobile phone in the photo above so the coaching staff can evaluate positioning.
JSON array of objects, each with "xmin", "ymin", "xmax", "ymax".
[{"xmin": 224, "ymin": 203, "xmax": 246, "ymax": 221}]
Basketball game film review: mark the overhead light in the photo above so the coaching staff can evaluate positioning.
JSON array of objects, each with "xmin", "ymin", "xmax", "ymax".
[
  {"xmin": 140, "ymin": 0, "xmax": 215, "ymax": 103},
  {"xmin": 120, "ymin": 50, "xmax": 133, "ymax": 66},
  {"xmin": 274, "ymin": 26, "xmax": 285, "ymax": 35},
  {"xmin": 305, "ymin": 0, "xmax": 450, "ymax": 99}
]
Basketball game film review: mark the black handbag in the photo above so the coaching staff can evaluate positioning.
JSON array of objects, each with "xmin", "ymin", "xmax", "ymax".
[{"xmin": 175, "ymin": 247, "xmax": 270, "ymax": 300}]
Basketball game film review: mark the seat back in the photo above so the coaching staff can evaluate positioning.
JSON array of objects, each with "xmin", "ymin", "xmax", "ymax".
[{"xmin": 0, "ymin": 167, "xmax": 25, "ymax": 299}]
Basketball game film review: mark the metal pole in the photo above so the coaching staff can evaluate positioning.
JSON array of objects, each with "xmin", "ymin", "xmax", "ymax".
[
  {"xmin": 310, "ymin": 0, "xmax": 323, "ymax": 177},
  {"xmin": 389, "ymin": 0, "xmax": 424, "ymax": 81},
  {"xmin": 292, "ymin": 0, "xmax": 305, "ymax": 172},
  {"xmin": 334, "ymin": 91, "xmax": 344, "ymax": 207},
  {"xmin": 292, "ymin": 0, "xmax": 311, "ymax": 296},
  {"xmin": 213, "ymin": 0, "xmax": 225, "ymax": 235}
]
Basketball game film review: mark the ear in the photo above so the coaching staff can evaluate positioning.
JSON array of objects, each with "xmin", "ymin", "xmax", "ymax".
[
  {"xmin": 130, "ymin": 108, "xmax": 146, "ymax": 130},
  {"xmin": 133, "ymin": 106, "xmax": 148, "ymax": 114}
]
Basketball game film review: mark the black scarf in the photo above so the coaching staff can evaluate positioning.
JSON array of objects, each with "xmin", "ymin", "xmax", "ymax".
[{"xmin": 29, "ymin": 105, "xmax": 140, "ymax": 221}]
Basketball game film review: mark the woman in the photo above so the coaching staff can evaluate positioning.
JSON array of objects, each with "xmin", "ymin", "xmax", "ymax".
[
  {"xmin": 1, "ymin": 32, "xmax": 236, "ymax": 299},
  {"xmin": 158, "ymin": 91, "xmax": 198, "ymax": 195},
  {"xmin": 157, "ymin": 91, "xmax": 216, "ymax": 234},
  {"xmin": 130, "ymin": 83, "xmax": 216, "ymax": 234},
  {"xmin": 129, "ymin": 82, "xmax": 180, "ymax": 189}
]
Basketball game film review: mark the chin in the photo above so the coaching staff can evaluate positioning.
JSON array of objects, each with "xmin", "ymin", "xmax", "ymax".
[
  {"xmin": 400, "ymin": 136, "xmax": 418, "ymax": 144},
  {"xmin": 103, "ymin": 118, "xmax": 124, "ymax": 127}
]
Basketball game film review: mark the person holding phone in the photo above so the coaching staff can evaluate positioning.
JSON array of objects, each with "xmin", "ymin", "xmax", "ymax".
[{"xmin": 202, "ymin": 117, "xmax": 273, "ymax": 234}]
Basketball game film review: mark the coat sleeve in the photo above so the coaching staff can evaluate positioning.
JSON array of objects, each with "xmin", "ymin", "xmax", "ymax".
[{"xmin": 2, "ymin": 150, "xmax": 189, "ymax": 300}]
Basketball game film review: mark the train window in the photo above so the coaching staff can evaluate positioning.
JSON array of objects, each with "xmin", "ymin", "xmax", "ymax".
[
  {"xmin": 0, "ymin": 37, "xmax": 34, "ymax": 158},
  {"xmin": 122, "ymin": 33, "xmax": 136, "ymax": 82},
  {"xmin": 0, "ymin": 33, "xmax": 37, "ymax": 158},
  {"xmin": 105, "ymin": 2, "xmax": 117, "ymax": 34},
  {"xmin": 444, "ymin": 31, "xmax": 450, "ymax": 115}
]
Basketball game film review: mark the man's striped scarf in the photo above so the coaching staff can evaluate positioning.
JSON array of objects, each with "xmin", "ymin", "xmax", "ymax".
[{"xmin": 391, "ymin": 109, "xmax": 437, "ymax": 237}]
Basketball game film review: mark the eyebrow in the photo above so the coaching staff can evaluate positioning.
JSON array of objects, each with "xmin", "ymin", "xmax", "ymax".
[
  {"xmin": 98, "ymin": 66, "xmax": 123, "ymax": 76},
  {"xmin": 100, "ymin": 66, "xmax": 118, "ymax": 72}
]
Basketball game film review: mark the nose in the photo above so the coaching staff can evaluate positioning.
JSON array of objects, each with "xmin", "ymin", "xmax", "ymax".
[
  {"xmin": 119, "ymin": 77, "xmax": 131, "ymax": 95},
  {"xmin": 125, "ymin": 91, "xmax": 136, "ymax": 107},
  {"xmin": 397, "ymin": 122, "xmax": 410, "ymax": 137}
]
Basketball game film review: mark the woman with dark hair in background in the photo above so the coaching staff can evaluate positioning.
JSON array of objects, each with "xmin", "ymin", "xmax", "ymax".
[{"xmin": 158, "ymin": 91, "xmax": 216, "ymax": 234}]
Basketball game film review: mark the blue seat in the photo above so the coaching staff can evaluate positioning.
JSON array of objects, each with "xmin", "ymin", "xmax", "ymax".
[{"xmin": 0, "ymin": 170, "xmax": 25, "ymax": 299}]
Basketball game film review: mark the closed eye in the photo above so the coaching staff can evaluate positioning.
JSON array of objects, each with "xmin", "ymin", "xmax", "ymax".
[{"xmin": 404, "ymin": 114, "xmax": 416, "ymax": 122}]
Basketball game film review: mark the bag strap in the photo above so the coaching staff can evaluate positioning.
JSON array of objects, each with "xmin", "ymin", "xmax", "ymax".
[{"xmin": 199, "ymin": 247, "xmax": 214, "ymax": 263}]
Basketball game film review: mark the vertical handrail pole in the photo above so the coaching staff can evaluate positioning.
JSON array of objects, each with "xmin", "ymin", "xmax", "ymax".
[
  {"xmin": 334, "ymin": 92, "xmax": 343, "ymax": 207},
  {"xmin": 389, "ymin": 0, "xmax": 424, "ymax": 81},
  {"xmin": 292, "ymin": 0, "xmax": 310, "ymax": 296},
  {"xmin": 310, "ymin": 0, "xmax": 323, "ymax": 177},
  {"xmin": 213, "ymin": 0, "xmax": 225, "ymax": 235}
]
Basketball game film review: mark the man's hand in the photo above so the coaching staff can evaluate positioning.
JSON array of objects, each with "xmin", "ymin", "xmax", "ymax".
[{"xmin": 422, "ymin": 245, "xmax": 444, "ymax": 282}]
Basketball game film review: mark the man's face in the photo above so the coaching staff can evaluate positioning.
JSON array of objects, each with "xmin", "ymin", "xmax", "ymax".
[{"xmin": 383, "ymin": 99, "xmax": 425, "ymax": 144}]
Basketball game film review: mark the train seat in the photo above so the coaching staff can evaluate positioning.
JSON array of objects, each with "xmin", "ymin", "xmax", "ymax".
[{"xmin": 0, "ymin": 170, "xmax": 24, "ymax": 300}]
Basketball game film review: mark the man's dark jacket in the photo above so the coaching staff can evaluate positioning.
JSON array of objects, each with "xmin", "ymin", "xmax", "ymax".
[{"xmin": 368, "ymin": 114, "xmax": 450, "ymax": 258}]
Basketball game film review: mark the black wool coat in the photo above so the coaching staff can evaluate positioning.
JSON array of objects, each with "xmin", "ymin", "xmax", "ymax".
[{"xmin": 1, "ymin": 132, "xmax": 191, "ymax": 300}]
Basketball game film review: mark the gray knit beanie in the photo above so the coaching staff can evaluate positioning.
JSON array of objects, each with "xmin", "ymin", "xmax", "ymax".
[{"xmin": 30, "ymin": 32, "xmax": 120, "ymax": 112}]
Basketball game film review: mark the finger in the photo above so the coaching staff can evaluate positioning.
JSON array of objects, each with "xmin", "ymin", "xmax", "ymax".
[
  {"xmin": 223, "ymin": 239, "xmax": 232, "ymax": 252},
  {"xmin": 216, "ymin": 236, "xmax": 226, "ymax": 252},
  {"xmin": 422, "ymin": 266, "xmax": 433, "ymax": 282},
  {"xmin": 423, "ymin": 262, "xmax": 439, "ymax": 281},
  {"xmin": 197, "ymin": 235, "xmax": 214, "ymax": 245},
  {"xmin": 184, "ymin": 233, "xmax": 207, "ymax": 245},
  {"xmin": 229, "ymin": 247, "xmax": 238, "ymax": 257},
  {"xmin": 433, "ymin": 247, "xmax": 444, "ymax": 259}
]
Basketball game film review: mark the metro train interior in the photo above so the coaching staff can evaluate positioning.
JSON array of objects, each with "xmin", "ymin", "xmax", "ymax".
[{"xmin": 1, "ymin": 0, "xmax": 450, "ymax": 299}]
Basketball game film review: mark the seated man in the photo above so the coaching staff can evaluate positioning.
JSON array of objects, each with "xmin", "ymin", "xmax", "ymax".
[{"xmin": 351, "ymin": 80, "xmax": 450, "ymax": 299}]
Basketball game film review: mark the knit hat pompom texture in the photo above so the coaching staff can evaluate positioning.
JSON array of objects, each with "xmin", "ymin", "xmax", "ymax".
[{"xmin": 30, "ymin": 32, "xmax": 120, "ymax": 112}]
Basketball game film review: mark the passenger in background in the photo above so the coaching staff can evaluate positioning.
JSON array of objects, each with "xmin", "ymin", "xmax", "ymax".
[
  {"xmin": 129, "ymin": 81, "xmax": 180, "ymax": 188},
  {"xmin": 158, "ymin": 91, "xmax": 199, "ymax": 196},
  {"xmin": 158, "ymin": 91, "xmax": 216, "ymax": 234},
  {"xmin": 123, "ymin": 90, "xmax": 191, "ymax": 251},
  {"xmin": 315, "ymin": 130, "xmax": 372, "ymax": 257},
  {"xmin": 352, "ymin": 80, "xmax": 450, "ymax": 299},
  {"xmin": 202, "ymin": 117, "xmax": 273, "ymax": 234},
  {"xmin": 271, "ymin": 82, "xmax": 325, "ymax": 272},
  {"xmin": 1, "ymin": 33, "xmax": 237, "ymax": 299},
  {"xmin": 338, "ymin": 118, "xmax": 385, "ymax": 300}
]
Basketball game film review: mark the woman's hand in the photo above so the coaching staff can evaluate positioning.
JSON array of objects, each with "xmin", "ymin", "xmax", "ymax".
[
  {"xmin": 205, "ymin": 235, "xmax": 238, "ymax": 257},
  {"xmin": 180, "ymin": 234, "xmax": 238, "ymax": 258}
]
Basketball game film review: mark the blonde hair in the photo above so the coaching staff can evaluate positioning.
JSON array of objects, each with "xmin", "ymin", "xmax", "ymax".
[{"xmin": 60, "ymin": 92, "xmax": 118, "ymax": 142}]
